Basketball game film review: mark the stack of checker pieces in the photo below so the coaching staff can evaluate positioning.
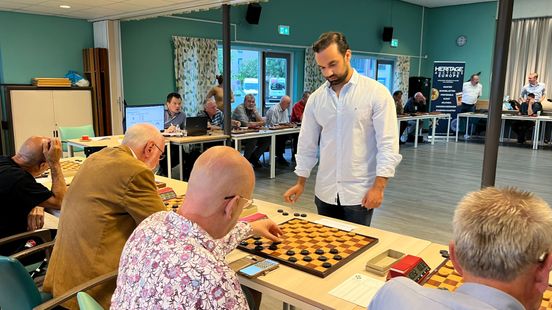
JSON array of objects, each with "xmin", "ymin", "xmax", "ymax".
[
  {"xmin": 238, "ymin": 218, "xmax": 378, "ymax": 277},
  {"xmin": 422, "ymin": 258, "xmax": 552, "ymax": 309},
  {"xmin": 32, "ymin": 78, "xmax": 72, "ymax": 87}
]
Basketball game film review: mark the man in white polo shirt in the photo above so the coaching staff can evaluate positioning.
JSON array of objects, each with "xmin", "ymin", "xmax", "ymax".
[
  {"xmin": 460, "ymin": 74, "xmax": 482, "ymax": 113},
  {"xmin": 459, "ymin": 74, "xmax": 482, "ymax": 137}
]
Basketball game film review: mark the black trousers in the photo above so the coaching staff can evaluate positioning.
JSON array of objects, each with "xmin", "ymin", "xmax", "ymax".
[
  {"xmin": 242, "ymin": 138, "xmax": 270, "ymax": 163},
  {"xmin": 315, "ymin": 196, "xmax": 374, "ymax": 226},
  {"xmin": 511, "ymin": 120, "xmax": 535, "ymax": 143}
]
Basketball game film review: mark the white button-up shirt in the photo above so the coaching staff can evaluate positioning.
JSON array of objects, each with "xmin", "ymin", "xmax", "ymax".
[
  {"xmin": 295, "ymin": 70, "xmax": 402, "ymax": 205},
  {"xmin": 461, "ymin": 81, "xmax": 482, "ymax": 105},
  {"xmin": 265, "ymin": 103, "xmax": 290, "ymax": 127}
]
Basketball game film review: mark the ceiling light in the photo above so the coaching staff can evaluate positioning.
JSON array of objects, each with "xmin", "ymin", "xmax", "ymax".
[{"xmin": 59, "ymin": 5, "xmax": 71, "ymax": 9}]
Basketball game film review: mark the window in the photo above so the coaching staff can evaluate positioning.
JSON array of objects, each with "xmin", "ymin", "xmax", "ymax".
[
  {"xmin": 218, "ymin": 47, "xmax": 262, "ymax": 111},
  {"xmin": 351, "ymin": 55, "xmax": 395, "ymax": 92}
]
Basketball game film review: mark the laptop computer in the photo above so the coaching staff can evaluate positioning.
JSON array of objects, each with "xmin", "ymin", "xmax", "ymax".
[{"xmin": 186, "ymin": 116, "xmax": 208, "ymax": 136}]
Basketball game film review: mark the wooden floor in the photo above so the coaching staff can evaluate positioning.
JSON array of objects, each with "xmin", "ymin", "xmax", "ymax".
[{"xmin": 254, "ymin": 140, "xmax": 552, "ymax": 247}]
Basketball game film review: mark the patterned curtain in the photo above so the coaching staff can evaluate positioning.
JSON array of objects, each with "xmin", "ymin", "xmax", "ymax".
[
  {"xmin": 173, "ymin": 36, "xmax": 218, "ymax": 116},
  {"xmin": 393, "ymin": 55, "xmax": 410, "ymax": 103},
  {"xmin": 303, "ymin": 48, "xmax": 326, "ymax": 92}
]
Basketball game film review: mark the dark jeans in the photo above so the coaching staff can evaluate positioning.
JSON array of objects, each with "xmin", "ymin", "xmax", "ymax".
[
  {"xmin": 458, "ymin": 103, "xmax": 476, "ymax": 134},
  {"xmin": 315, "ymin": 196, "xmax": 374, "ymax": 226},
  {"xmin": 511, "ymin": 120, "xmax": 535, "ymax": 143},
  {"xmin": 242, "ymin": 138, "xmax": 270, "ymax": 163},
  {"xmin": 275, "ymin": 134, "xmax": 292, "ymax": 158},
  {"xmin": 291, "ymin": 133, "xmax": 299, "ymax": 160}
]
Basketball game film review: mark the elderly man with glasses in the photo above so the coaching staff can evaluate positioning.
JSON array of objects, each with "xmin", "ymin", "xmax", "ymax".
[
  {"xmin": 44, "ymin": 123, "xmax": 167, "ymax": 309},
  {"xmin": 112, "ymin": 146, "xmax": 282, "ymax": 310}
]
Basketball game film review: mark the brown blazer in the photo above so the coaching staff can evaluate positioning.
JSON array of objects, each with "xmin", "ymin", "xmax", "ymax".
[{"xmin": 43, "ymin": 145, "xmax": 165, "ymax": 309}]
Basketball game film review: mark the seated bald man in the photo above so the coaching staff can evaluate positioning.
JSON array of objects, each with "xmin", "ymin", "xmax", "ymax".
[
  {"xmin": 111, "ymin": 146, "xmax": 283, "ymax": 310},
  {"xmin": 0, "ymin": 136, "xmax": 65, "ymax": 242},
  {"xmin": 44, "ymin": 123, "xmax": 167, "ymax": 309},
  {"xmin": 369, "ymin": 187, "xmax": 552, "ymax": 310}
]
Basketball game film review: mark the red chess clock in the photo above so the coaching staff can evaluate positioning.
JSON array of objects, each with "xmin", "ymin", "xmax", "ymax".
[{"xmin": 387, "ymin": 254, "xmax": 430, "ymax": 284}]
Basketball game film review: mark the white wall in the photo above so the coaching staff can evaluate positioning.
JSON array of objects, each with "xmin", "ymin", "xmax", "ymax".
[{"xmin": 513, "ymin": 0, "xmax": 552, "ymax": 19}]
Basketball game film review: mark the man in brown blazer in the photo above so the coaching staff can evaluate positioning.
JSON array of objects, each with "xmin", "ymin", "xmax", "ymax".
[{"xmin": 43, "ymin": 123, "xmax": 166, "ymax": 309}]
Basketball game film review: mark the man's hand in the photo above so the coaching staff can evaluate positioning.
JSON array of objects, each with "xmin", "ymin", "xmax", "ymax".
[
  {"xmin": 43, "ymin": 138, "xmax": 62, "ymax": 164},
  {"xmin": 250, "ymin": 219, "xmax": 283, "ymax": 242},
  {"xmin": 27, "ymin": 207, "xmax": 45, "ymax": 231},
  {"xmin": 361, "ymin": 186, "xmax": 385, "ymax": 209},
  {"xmin": 361, "ymin": 177, "xmax": 389, "ymax": 209},
  {"xmin": 166, "ymin": 125, "xmax": 176, "ymax": 133},
  {"xmin": 284, "ymin": 183, "xmax": 304, "ymax": 204}
]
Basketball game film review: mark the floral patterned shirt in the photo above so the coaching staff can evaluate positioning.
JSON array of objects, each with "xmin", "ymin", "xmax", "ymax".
[{"xmin": 111, "ymin": 211, "xmax": 252, "ymax": 309}]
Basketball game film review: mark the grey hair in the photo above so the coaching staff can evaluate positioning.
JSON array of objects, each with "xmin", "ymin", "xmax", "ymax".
[
  {"xmin": 453, "ymin": 187, "xmax": 552, "ymax": 281},
  {"xmin": 122, "ymin": 123, "xmax": 162, "ymax": 149}
]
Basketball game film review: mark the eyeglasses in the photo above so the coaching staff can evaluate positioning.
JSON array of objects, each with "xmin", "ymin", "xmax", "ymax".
[
  {"xmin": 224, "ymin": 195, "xmax": 254, "ymax": 209},
  {"xmin": 153, "ymin": 143, "xmax": 166, "ymax": 160}
]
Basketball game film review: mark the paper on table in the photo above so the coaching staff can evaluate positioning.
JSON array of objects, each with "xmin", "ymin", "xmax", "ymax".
[
  {"xmin": 89, "ymin": 137, "xmax": 111, "ymax": 141},
  {"xmin": 329, "ymin": 273, "xmax": 385, "ymax": 308},
  {"xmin": 314, "ymin": 218, "xmax": 357, "ymax": 232}
]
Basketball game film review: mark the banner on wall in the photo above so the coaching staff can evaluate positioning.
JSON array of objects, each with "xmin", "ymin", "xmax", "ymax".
[{"xmin": 430, "ymin": 61, "xmax": 465, "ymax": 135}]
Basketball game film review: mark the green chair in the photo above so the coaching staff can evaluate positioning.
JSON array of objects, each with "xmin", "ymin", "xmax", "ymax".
[
  {"xmin": 77, "ymin": 292, "xmax": 104, "ymax": 310},
  {"xmin": 58, "ymin": 124, "xmax": 95, "ymax": 153},
  {"xmin": 0, "ymin": 256, "xmax": 52, "ymax": 310}
]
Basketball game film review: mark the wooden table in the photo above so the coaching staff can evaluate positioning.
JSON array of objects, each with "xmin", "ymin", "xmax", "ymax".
[
  {"xmin": 232, "ymin": 127, "xmax": 301, "ymax": 178},
  {"xmin": 166, "ymin": 131, "xmax": 229, "ymax": 180},
  {"xmin": 397, "ymin": 113, "xmax": 451, "ymax": 148},
  {"xmin": 227, "ymin": 201, "xmax": 432, "ymax": 310}
]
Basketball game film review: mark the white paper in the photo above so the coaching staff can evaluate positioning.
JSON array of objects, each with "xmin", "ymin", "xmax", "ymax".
[
  {"xmin": 314, "ymin": 218, "xmax": 357, "ymax": 232},
  {"xmin": 329, "ymin": 273, "xmax": 385, "ymax": 307},
  {"xmin": 89, "ymin": 136, "xmax": 110, "ymax": 141}
]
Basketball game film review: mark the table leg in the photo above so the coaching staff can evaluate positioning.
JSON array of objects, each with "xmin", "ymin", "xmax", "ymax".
[
  {"xmin": 455, "ymin": 115, "xmax": 460, "ymax": 142},
  {"xmin": 270, "ymin": 135, "xmax": 276, "ymax": 179},
  {"xmin": 414, "ymin": 119, "xmax": 420, "ymax": 148},
  {"xmin": 540, "ymin": 120, "xmax": 546, "ymax": 146},
  {"xmin": 500, "ymin": 119, "xmax": 505, "ymax": 142},
  {"xmin": 431, "ymin": 117, "xmax": 437, "ymax": 145},
  {"xmin": 447, "ymin": 116, "xmax": 451, "ymax": 142},
  {"xmin": 179, "ymin": 145, "xmax": 183, "ymax": 181},
  {"xmin": 167, "ymin": 143, "xmax": 172, "ymax": 179},
  {"xmin": 533, "ymin": 120, "xmax": 540, "ymax": 150},
  {"xmin": 283, "ymin": 303, "xmax": 296, "ymax": 310},
  {"xmin": 234, "ymin": 139, "xmax": 239, "ymax": 151},
  {"xmin": 465, "ymin": 117, "xmax": 470, "ymax": 139},
  {"xmin": 68, "ymin": 145, "xmax": 74, "ymax": 158}
]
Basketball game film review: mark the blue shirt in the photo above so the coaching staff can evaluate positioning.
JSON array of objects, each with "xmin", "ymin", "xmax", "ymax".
[
  {"xmin": 521, "ymin": 82, "xmax": 546, "ymax": 102},
  {"xmin": 369, "ymin": 277, "xmax": 524, "ymax": 310}
]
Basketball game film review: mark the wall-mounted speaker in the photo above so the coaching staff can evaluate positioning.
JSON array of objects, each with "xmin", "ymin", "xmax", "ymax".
[
  {"xmin": 382, "ymin": 27, "xmax": 393, "ymax": 42},
  {"xmin": 245, "ymin": 3, "xmax": 262, "ymax": 25}
]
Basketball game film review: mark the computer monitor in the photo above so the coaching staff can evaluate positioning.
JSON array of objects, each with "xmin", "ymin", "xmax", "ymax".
[{"xmin": 124, "ymin": 104, "xmax": 165, "ymax": 131}]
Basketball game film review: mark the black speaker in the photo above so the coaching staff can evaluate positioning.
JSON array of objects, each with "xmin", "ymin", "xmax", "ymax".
[
  {"xmin": 408, "ymin": 77, "xmax": 431, "ymax": 101},
  {"xmin": 382, "ymin": 27, "xmax": 393, "ymax": 42},
  {"xmin": 245, "ymin": 3, "xmax": 262, "ymax": 24}
]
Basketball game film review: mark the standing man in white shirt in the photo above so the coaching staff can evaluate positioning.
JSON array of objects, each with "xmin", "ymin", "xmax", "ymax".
[
  {"xmin": 283, "ymin": 32, "xmax": 402, "ymax": 226},
  {"xmin": 460, "ymin": 74, "xmax": 482, "ymax": 113},
  {"xmin": 459, "ymin": 74, "xmax": 482, "ymax": 137}
]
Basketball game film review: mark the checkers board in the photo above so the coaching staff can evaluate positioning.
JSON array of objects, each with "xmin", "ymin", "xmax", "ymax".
[
  {"xmin": 237, "ymin": 218, "xmax": 378, "ymax": 278},
  {"xmin": 422, "ymin": 258, "xmax": 552, "ymax": 309}
]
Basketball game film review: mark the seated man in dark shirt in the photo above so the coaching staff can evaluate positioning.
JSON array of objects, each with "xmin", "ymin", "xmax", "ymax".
[
  {"xmin": 401, "ymin": 92, "xmax": 427, "ymax": 142},
  {"xmin": 0, "ymin": 136, "xmax": 66, "ymax": 252},
  {"xmin": 511, "ymin": 93, "xmax": 542, "ymax": 144}
]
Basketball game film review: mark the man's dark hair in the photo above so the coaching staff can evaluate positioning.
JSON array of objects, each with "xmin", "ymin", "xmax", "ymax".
[
  {"xmin": 313, "ymin": 32, "xmax": 350, "ymax": 55},
  {"xmin": 393, "ymin": 90, "xmax": 403, "ymax": 97},
  {"xmin": 527, "ymin": 93, "xmax": 536, "ymax": 99},
  {"xmin": 216, "ymin": 74, "xmax": 223, "ymax": 85},
  {"xmin": 166, "ymin": 92, "xmax": 181, "ymax": 102}
]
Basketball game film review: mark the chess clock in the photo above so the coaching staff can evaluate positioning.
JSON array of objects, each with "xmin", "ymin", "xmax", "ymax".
[
  {"xmin": 387, "ymin": 254, "xmax": 431, "ymax": 284},
  {"xmin": 456, "ymin": 35, "xmax": 467, "ymax": 47}
]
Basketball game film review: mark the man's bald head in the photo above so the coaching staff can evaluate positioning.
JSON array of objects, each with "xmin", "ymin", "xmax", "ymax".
[
  {"xmin": 16, "ymin": 136, "xmax": 49, "ymax": 166},
  {"xmin": 122, "ymin": 123, "xmax": 165, "ymax": 169},
  {"xmin": 185, "ymin": 146, "xmax": 254, "ymax": 216},
  {"xmin": 280, "ymin": 95, "xmax": 291, "ymax": 111}
]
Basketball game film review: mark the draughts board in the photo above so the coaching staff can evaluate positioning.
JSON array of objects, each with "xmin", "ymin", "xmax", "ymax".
[
  {"xmin": 237, "ymin": 218, "xmax": 378, "ymax": 277},
  {"xmin": 163, "ymin": 196, "xmax": 184, "ymax": 212},
  {"xmin": 422, "ymin": 258, "xmax": 552, "ymax": 309},
  {"xmin": 60, "ymin": 159, "xmax": 83, "ymax": 172}
]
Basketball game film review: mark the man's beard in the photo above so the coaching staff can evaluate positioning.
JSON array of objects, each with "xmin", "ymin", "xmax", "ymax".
[{"xmin": 326, "ymin": 66, "xmax": 349, "ymax": 86}]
